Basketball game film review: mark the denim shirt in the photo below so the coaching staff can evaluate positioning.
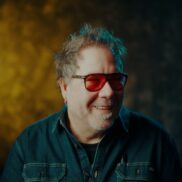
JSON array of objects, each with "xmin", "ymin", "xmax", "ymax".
[{"xmin": 1, "ymin": 107, "xmax": 182, "ymax": 182}]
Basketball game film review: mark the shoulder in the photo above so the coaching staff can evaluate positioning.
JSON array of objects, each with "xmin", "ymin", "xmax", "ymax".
[
  {"xmin": 123, "ymin": 108, "xmax": 170, "ymax": 139},
  {"xmin": 129, "ymin": 110, "xmax": 163, "ymax": 129},
  {"xmin": 16, "ymin": 110, "xmax": 63, "ymax": 143},
  {"xmin": 122, "ymin": 108, "xmax": 179, "ymax": 154},
  {"xmin": 26, "ymin": 111, "xmax": 60, "ymax": 132}
]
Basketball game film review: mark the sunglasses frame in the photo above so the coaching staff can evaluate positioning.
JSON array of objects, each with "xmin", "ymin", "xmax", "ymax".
[{"xmin": 72, "ymin": 73, "xmax": 128, "ymax": 92}]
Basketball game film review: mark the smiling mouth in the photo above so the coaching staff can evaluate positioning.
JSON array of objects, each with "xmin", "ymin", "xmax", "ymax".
[{"xmin": 93, "ymin": 106, "xmax": 112, "ymax": 110}]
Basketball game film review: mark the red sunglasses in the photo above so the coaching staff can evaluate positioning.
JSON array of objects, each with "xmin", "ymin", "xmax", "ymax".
[{"xmin": 72, "ymin": 73, "xmax": 128, "ymax": 92}]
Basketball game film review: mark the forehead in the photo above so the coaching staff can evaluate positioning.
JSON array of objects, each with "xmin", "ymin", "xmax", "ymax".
[{"xmin": 76, "ymin": 46, "xmax": 118, "ymax": 74}]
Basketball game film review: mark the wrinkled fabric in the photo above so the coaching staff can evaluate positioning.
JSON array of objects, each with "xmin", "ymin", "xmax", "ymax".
[{"xmin": 1, "ymin": 106, "xmax": 182, "ymax": 182}]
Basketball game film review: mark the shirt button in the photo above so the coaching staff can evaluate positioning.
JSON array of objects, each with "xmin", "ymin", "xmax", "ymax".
[
  {"xmin": 94, "ymin": 170, "xmax": 98, "ymax": 178},
  {"xmin": 149, "ymin": 167, "xmax": 155, "ymax": 172},
  {"xmin": 83, "ymin": 170, "xmax": 90, "ymax": 177},
  {"xmin": 136, "ymin": 168, "xmax": 141, "ymax": 175}
]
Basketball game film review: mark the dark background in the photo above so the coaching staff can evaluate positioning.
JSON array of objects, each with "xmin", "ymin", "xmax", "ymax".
[{"xmin": 0, "ymin": 0, "xmax": 182, "ymax": 174}]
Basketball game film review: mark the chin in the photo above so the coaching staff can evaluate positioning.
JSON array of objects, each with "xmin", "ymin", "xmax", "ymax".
[{"xmin": 92, "ymin": 119, "xmax": 114, "ymax": 131}]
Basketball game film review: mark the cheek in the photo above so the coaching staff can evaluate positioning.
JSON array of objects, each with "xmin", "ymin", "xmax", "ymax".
[
  {"xmin": 67, "ymin": 85, "xmax": 96, "ymax": 107},
  {"xmin": 111, "ymin": 93, "xmax": 124, "ymax": 109},
  {"xmin": 116, "ymin": 92, "xmax": 124, "ymax": 103},
  {"xmin": 66, "ymin": 86, "xmax": 80, "ymax": 106},
  {"xmin": 86, "ymin": 93, "xmax": 99, "ymax": 108},
  {"xmin": 117, "ymin": 91, "xmax": 124, "ymax": 99}
]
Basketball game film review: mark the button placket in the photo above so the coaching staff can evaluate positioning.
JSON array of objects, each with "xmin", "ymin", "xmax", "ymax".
[
  {"xmin": 94, "ymin": 170, "xmax": 98, "ymax": 178},
  {"xmin": 83, "ymin": 170, "xmax": 90, "ymax": 181},
  {"xmin": 40, "ymin": 169, "xmax": 46, "ymax": 181},
  {"xmin": 136, "ymin": 168, "xmax": 141, "ymax": 176}
]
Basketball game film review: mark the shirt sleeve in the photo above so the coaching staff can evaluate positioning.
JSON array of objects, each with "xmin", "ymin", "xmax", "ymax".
[
  {"xmin": 160, "ymin": 136, "xmax": 182, "ymax": 182},
  {"xmin": 0, "ymin": 140, "xmax": 24, "ymax": 182}
]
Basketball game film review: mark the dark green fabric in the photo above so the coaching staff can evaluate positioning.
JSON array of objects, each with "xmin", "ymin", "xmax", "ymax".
[
  {"xmin": 1, "ymin": 106, "xmax": 182, "ymax": 182},
  {"xmin": 81, "ymin": 143, "xmax": 98, "ymax": 164}
]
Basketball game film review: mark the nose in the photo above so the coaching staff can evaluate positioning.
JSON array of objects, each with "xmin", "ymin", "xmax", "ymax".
[{"xmin": 98, "ymin": 81, "xmax": 114, "ymax": 98}]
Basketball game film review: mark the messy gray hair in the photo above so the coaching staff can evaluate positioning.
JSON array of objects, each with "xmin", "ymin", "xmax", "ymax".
[{"xmin": 55, "ymin": 24, "xmax": 127, "ymax": 81}]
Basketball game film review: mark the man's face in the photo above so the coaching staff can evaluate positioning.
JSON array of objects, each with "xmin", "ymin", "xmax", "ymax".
[{"xmin": 60, "ymin": 46, "xmax": 125, "ymax": 132}]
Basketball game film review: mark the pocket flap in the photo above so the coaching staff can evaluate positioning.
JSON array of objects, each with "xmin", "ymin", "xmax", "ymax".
[
  {"xmin": 116, "ymin": 162, "xmax": 155, "ymax": 181},
  {"xmin": 125, "ymin": 162, "xmax": 154, "ymax": 179},
  {"xmin": 22, "ymin": 163, "xmax": 66, "ymax": 181}
]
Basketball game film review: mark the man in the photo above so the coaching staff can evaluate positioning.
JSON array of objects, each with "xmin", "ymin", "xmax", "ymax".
[{"xmin": 1, "ymin": 24, "xmax": 181, "ymax": 182}]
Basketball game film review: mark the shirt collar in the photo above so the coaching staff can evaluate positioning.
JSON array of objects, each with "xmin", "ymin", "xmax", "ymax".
[
  {"xmin": 119, "ymin": 106, "xmax": 130, "ymax": 133},
  {"xmin": 51, "ymin": 105, "xmax": 67, "ymax": 133}
]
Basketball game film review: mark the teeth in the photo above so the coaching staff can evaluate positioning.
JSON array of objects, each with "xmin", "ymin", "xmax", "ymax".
[{"xmin": 94, "ymin": 106, "xmax": 112, "ymax": 109}]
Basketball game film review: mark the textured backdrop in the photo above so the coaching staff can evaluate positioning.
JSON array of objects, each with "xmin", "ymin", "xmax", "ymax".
[{"xmin": 0, "ymin": 0, "xmax": 182, "ymax": 172}]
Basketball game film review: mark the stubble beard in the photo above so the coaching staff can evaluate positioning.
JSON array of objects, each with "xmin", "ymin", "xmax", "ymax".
[
  {"xmin": 96, "ymin": 112, "xmax": 113, "ymax": 121},
  {"xmin": 92, "ymin": 112, "xmax": 115, "ymax": 131}
]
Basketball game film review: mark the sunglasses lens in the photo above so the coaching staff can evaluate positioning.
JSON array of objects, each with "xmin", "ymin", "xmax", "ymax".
[
  {"xmin": 85, "ymin": 75, "xmax": 105, "ymax": 91},
  {"xmin": 85, "ymin": 73, "xmax": 127, "ymax": 91},
  {"xmin": 108, "ymin": 74, "xmax": 125, "ymax": 90},
  {"xmin": 109, "ymin": 79, "xmax": 122, "ymax": 90}
]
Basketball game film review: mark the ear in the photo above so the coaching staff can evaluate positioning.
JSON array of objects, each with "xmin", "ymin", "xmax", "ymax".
[{"xmin": 57, "ymin": 78, "xmax": 68, "ymax": 102}]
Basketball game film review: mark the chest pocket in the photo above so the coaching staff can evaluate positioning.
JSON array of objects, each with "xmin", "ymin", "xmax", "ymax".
[
  {"xmin": 115, "ymin": 162, "xmax": 156, "ymax": 182},
  {"xmin": 22, "ymin": 163, "xmax": 66, "ymax": 182}
]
